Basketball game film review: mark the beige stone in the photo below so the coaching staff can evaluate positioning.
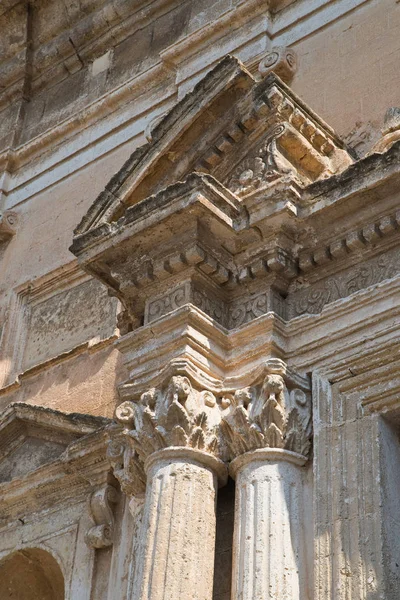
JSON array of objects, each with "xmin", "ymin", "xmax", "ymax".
[{"xmin": 1, "ymin": 1, "xmax": 400, "ymax": 598}]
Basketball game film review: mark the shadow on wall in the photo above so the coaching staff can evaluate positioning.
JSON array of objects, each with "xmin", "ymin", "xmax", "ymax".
[{"xmin": 0, "ymin": 547, "xmax": 65, "ymax": 599}]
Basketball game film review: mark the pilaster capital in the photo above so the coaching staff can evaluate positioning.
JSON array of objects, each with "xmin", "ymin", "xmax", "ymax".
[{"xmin": 221, "ymin": 358, "xmax": 312, "ymax": 461}]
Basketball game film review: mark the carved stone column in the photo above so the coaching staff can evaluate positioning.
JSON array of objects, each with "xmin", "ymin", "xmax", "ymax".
[
  {"xmin": 222, "ymin": 359, "xmax": 312, "ymax": 600},
  {"xmin": 108, "ymin": 374, "xmax": 227, "ymax": 600}
]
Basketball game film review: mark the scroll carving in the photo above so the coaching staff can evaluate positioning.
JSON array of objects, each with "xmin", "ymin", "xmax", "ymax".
[
  {"xmin": 258, "ymin": 47, "xmax": 298, "ymax": 84},
  {"xmin": 116, "ymin": 377, "xmax": 219, "ymax": 462},
  {"xmin": 0, "ymin": 210, "xmax": 18, "ymax": 242},
  {"xmin": 289, "ymin": 249, "xmax": 400, "ymax": 317},
  {"xmin": 221, "ymin": 360, "xmax": 311, "ymax": 459},
  {"xmin": 107, "ymin": 430, "xmax": 146, "ymax": 496},
  {"xmin": 108, "ymin": 375, "xmax": 222, "ymax": 496},
  {"xmin": 108, "ymin": 363, "xmax": 312, "ymax": 496},
  {"xmin": 85, "ymin": 484, "xmax": 119, "ymax": 548}
]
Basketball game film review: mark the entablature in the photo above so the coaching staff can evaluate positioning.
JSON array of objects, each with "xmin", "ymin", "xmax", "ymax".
[{"xmin": 70, "ymin": 55, "xmax": 400, "ymax": 333}]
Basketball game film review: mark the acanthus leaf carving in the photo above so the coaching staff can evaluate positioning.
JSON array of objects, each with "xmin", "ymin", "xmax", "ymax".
[
  {"xmin": 221, "ymin": 361, "xmax": 312, "ymax": 460},
  {"xmin": 108, "ymin": 375, "xmax": 223, "ymax": 496}
]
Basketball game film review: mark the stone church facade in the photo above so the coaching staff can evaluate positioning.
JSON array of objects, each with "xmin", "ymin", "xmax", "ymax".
[{"xmin": 1, "ymin": 1, "xmax": 400, "ymax": 598}]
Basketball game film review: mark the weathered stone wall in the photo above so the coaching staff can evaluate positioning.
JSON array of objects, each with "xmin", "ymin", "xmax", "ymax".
[
  {"xmin": 1, "ymin": 1, "xmax": 400, "ymax": 599},
  {"xmin": 2, "ymin": 0, "xmax": 400, "ymax": 417}
]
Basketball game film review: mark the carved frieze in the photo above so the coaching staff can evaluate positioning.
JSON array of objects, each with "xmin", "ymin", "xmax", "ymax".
[
  {"xmin": 145, "ymin": 281, "xmax": 227, "ymax": 327},
  {"xmin": 289, "ymin": 247, "xmax": 400, "ymax": 317},
  {"xmin": 228, "ymin": 288, "xmax": 286, "ymax": 328},
  {"xmin": 145, "ymin": 282, "xmax": 288, "ymax": 329}
]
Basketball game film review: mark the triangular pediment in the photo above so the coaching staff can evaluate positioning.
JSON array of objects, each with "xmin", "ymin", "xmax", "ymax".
[
  {"xmin": 73, "ymin": 55, "xmax": 353, "ymax": 245},
  {"xmin": 0, "ymin": 403, "xmax": 108, "ymax": 483}
]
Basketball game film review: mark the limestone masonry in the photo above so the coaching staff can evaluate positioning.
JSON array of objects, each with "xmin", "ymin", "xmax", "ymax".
[{"xmin": 0, "ymin": 1, "xmax": 400, "ymax": 598}]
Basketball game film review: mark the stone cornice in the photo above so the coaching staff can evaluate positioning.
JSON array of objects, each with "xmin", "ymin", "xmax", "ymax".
[
  {"xmin": 68, "ymin": 58, "xmax": 400, "ymax": 344},
  {"xmin": 112, "ymin": 272, "xmax": 400, "ymax": 392},
  {"xmin": 0, "ymin": 404, "xmax": 112, "ymax": 522}
]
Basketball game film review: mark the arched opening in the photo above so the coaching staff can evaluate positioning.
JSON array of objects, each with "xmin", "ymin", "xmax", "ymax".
[{"xmin": 0, "ymin": 547, "xmax": 65, "ymax": 599}]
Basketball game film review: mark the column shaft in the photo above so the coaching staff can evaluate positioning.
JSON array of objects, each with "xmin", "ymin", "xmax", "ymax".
[
  {"xmin": 231, "ymin": 450, "xmax": 308, "ymax": 600},
  {"xmin": 133, "ymin": 449, "xmax": 222, "ymax": 600}
]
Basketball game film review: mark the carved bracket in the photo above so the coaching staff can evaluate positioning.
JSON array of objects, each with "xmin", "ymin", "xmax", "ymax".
[
  {"xmin": 85, "ymin": 484, "xmax": 119, "ymax": 549},
  {"xmin": 0, "ymin": 210, "xmax": 18, "ymax": 242},
  {"xmin": 258, "ymin": 47, "xmax": 298, "ymax": 84}
]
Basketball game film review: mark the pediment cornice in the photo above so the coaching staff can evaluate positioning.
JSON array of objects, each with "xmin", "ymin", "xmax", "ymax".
[
  {"xmin": 0, "ymin": 403, "xmax": 111, "ymax": 512},
  {"xmin": 72, "ymin": 55, "xmax": 352, "ymax": 242},
  {"xmin": 70, "ymin": 55, "xmax": 400, "ymax": 331}
]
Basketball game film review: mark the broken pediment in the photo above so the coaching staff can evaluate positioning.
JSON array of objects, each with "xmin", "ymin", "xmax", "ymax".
[
  {"xmin": 0, "ymin": 403, "xmax": 108, "ymax": 483},
  {"xmin": 73, "ymin": 55, "xmax": 353, "ymax": 240}
]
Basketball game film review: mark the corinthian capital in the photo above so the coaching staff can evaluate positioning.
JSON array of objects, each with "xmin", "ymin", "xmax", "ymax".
[
  {"xmin": 221, "ymin": 359, "xmax": 312, "ymax": 460},
  {"xmin": 108, "ymin": 374, "xmax": 223, "ymax": 495}
]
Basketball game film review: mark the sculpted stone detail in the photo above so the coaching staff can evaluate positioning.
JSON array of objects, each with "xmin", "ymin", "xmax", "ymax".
[
  {"xmin": 298, "ymin": 210, "xmax": 400, "ymax": 275},
  {"xmin": 258, "ymin": 47, "xmax": 298, "ymax": 83},
  {"xmin": 108, "ymin": 376, "xmax": 222, "ymax": 495},
  {"xmin": 289, "ymin": 248, "xmax": 400, "ymax": 317},
  {"xmin": 370, "ymin": 106, "xmax": 400, "ymax": 154},
  {"xmin": 0, "ymin": 210, "xmax": 18, "ymax": 242},
  {"xmin": 117, "ymin": 377, "xmax": 219, "ymax": 461},
  {"xmin": 145, "ymin": 281, "xmax": 227, "ymax": 326},
  {"xmin": 107, "ymin": 432, "xmax": 146, "ymax": 496},
  {"xmin": 227, "ymin": 133, "xmax": 292, "ymax": 197},
  {"xmin": 146, "ymin": 283, "xmax": 190, "ymax": 323},
  {"xmin": 221, "ymin": 361, "xmax": 311, "ymax": 459},
  {"xmin": 228, "ymin": 289, "xmax": 286, "ymax": 328},
  {"xmin": 85, "ymin": 484, "xmax": 119, "ymax": 548}
]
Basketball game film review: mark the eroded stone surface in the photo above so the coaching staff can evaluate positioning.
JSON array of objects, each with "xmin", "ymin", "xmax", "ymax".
[{"xmin": 2, "ymin": 2, "xmax": 400, "ymax": 599}]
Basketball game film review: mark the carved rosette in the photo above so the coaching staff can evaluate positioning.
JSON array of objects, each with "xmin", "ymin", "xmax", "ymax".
[
  {"xmin": 221, "ymin": 359, "xmax": 311, "ymax": 460},
  {"xmin": 107, "ymin": 375, "xmax": 222, "ymax": 496}
]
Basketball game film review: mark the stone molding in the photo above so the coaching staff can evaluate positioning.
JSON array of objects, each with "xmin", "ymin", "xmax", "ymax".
[
  {"xmin": 0, "ymin": 404, "xmax": 111, "ymax": 524},
  {"xmin": 69, "ymin": 57, "xmax": 400, "ymax": 340},
  {"xmin": 144, "ymin": 446, "xmax": 227, "ymax": 486},
  {"xmin": 297, "ymin": 207, "xmax": 400, "ymax": 276},
  {"xmin": 229, "ymin": 447, "xmax": 307, "ymax": 478},
  {"xmin": 72, "ymin": 57, "xmax": 351, "ymax": 239}
]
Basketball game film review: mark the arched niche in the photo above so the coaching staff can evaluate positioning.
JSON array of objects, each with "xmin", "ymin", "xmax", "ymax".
[{"xmin": 0, "ymin": 547, "xmax": 65, "ymax": 599}]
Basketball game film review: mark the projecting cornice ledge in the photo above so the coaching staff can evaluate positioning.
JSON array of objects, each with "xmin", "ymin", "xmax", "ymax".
[{"xmin": 70, "ymin": 55, "xmax": 400, "ymax": 331}]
